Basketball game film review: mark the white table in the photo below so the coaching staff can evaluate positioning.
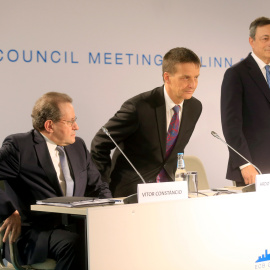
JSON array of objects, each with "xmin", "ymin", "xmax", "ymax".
[{"xmin": 32, "ymin": 189, "xmax": 268, "ymax": 270}]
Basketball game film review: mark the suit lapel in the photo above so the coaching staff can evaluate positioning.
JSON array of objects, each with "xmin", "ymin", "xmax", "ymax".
[
  {"xmin": 64, "ymin": 146, "xmax": 81, "ymax": 196},
  {"xmin": 33, "ymin": 130, "xmax": 63, "ymax": 196},
  {"xmin": 246, "ymin": 54, "xmax": 270, "ymax": 103},
  {"xmin": 154, "ymin": 87, "xmax": 193, "ymax": 162},
  {"xmin": 155, "ymin": 87, "xmax": 167, "ymax": 160}
]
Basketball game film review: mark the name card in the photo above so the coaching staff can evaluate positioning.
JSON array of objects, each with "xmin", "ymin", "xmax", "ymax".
[
  {"xmin": 256, "ymin": 174, "xmax": 270, "ymax": 192},
  {"xmin": 137, "ymin": 181, "xmax": 188, "ymax": 203}
]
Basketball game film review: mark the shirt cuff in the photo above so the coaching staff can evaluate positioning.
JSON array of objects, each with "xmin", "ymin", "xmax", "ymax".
[{"xmin": 239, "ymin": 163, "xmax": 251, "ymax": 170}]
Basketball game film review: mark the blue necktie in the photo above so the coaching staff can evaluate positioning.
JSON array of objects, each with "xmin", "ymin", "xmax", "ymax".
[
  {"xmin": 56, "ymin": 146, "xmax": 74, "ymax": 196},
  {"xmin": 156, "ymin": 105, "xmax": 180, "ymax": 182},
  {"xmin": 265, "ymin": 65, "xmax": 270, "ymax": 88}
]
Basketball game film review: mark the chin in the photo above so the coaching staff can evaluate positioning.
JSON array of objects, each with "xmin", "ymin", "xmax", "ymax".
[
  {"xmin": 184, "ymin": 95, "xmax": 193, "ymax": 100},
  {"xmin": 70, "ymin": 139, "xmax": 76, "ymax": 145},
  {"xmin": 64, "ymin": 139, "xmax": 76, "ymax": 146}
]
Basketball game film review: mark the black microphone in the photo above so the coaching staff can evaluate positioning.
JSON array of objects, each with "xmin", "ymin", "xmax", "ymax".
[
  {"xmin": 211, "ymin": 131, "xmax": 261, "ymax": 192},
  {"xmin": 102, "ymin": 126, "xmax": 146, "ymax": 203}
]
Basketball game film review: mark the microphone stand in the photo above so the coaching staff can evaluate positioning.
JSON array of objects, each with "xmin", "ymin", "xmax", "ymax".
[
  {"xmin": 102, "ymin": 127, "xmax": 146, "ymax": 203},
  {"xmin": 211, "ymin": 131, "xmax": 261, "ymax": 192},
  {"xmin": 211, "ymin": 131, "xmax": 262, "ymax": 174}
]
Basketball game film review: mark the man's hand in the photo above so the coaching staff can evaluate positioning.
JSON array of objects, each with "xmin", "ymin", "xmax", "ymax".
[
  {"xmin": 0, "ymin": 210, "xmax": 21, "ymax": 243},
  {"xmin": 241, "ymin": 165, "xmax": 259, "ymax": 185}
]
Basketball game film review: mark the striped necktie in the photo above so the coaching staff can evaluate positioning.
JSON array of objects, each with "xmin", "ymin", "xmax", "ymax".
[{"xmin": 156, "ymin": 105, "xmax": 180, "ymax": 182}]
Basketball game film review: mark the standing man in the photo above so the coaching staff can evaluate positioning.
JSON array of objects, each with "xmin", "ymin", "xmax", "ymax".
[
  {"xmin": 221, "ymin": 17, "xmax": 270, "ymax": 186},
  {"xmin": 0, "ymin": 92, "xmax": 112, "ymax": 270},
  {"xmin": 91, "ymin": 47, "xmax": 202, "ymax": 197}
]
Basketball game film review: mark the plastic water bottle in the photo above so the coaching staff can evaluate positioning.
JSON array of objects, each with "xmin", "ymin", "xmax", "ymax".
[{"xmin": 175, "ymin": 153, "xmax": 187, "ymax": 181}]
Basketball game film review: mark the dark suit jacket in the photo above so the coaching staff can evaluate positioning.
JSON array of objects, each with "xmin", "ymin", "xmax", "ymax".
[
  {"xmin": 221, "ymin": 53, "xmax": 270, "ymax": 183},
  {"xmin": 0, "ymin": 129, "xmax": 111, "ymax": 264},
  {"xmin": 91, "ymin": 86, "xmax": 202, "ymax": 197}
]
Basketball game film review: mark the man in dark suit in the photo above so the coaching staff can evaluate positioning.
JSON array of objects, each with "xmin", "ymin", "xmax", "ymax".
[
  {"xmin": 0, "ymin": 92, "xmax": 112, "ymax": 270},
  {"xmin": 221, "ymin": 17, "xmax": 270, "ymax": 186},
  {"xmin": 91, "ymin": 47, "xmax": 202, "ymax": 197}
]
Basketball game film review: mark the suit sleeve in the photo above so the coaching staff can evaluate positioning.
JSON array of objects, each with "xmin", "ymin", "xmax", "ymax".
[
  {"xmin": 91, "ymin": 100, "xmax": 139, "ymax": 183},
  {"xmin": 221, "ymin": 67, "xmax": 252, "ymax": 169},
  {"xmin": 0, "ymin": 136, "xmax": 19, "ymax": 219},
  {"xmin": 75, "ymin": 138, "xmax": 112, "ymax": 198}
]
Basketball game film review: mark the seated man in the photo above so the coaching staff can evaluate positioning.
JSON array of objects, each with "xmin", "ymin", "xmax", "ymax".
[{"xmin": 0, "ymin": 92, "xmax": 112, "ymax": 270}]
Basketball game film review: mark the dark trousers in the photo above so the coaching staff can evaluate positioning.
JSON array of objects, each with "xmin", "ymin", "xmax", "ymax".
[
  {"xmin": 48, "ymin": 229, "xmax": 82, "ymax": 270},
  {"xmin": 48, "ymin": 215, "xmax": 87, "ymax": 270},
  {"xmin": 9, "ymin": 215, "xmax": 87, "ymax": 270}
]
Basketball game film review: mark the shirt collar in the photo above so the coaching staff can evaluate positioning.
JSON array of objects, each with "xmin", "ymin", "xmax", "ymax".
[
  {"xmin": 40, "ymin": 132, "xmax": 59, "ymax": 155},
  {"xmin": 40, "ymin": 132, "xmax": 56, "ymax": 145},
  {"xmin": 251, "ymin": 52, "xmax": 270, "ymax": 70},
  {"xmin": 163, "ymin": 85, "xmax": 184, "ymax": 111}
]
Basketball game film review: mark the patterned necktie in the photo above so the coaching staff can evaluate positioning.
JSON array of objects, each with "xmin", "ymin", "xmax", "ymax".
[
  {"xmin": 56, "ymin": 146, "xmax": 74, "ymax": 196},
  {"xmin": 266, "ymin": 65, "xmax": 270, "ymax": 88},
  {"xmin": 157, "ymin": 105, "xmax": 180, "ymax": 182}
]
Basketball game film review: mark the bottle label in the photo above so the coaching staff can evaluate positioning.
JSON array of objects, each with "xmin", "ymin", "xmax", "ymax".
[{"xmin": 175, "ymin": 172, "xmax": 187, "ymax": 181}]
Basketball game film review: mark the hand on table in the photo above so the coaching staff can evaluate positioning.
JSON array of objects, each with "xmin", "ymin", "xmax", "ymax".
[{"xmin": 241, "ymin": 165, "xmax": 259, "ymax": 185}]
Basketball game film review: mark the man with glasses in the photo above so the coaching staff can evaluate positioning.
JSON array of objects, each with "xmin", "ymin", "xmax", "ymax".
[{"xmin": 0, "ymin": 92, "xmax": 111, "ymax": 270}]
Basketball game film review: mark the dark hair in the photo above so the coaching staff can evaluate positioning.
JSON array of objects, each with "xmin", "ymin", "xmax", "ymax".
[
  {"xmin": 249, "ymin": 17, "xmax": 270, "ymax": 39},
  {"xmin": 31, "ymin": 92, "xmax": 72, "ymax": 131},
  {"xmin": 162, "ymin": 47, "xmax": 200, "ymax": 80}
]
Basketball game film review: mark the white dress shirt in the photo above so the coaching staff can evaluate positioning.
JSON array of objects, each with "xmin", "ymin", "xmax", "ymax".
[
  {"xmin": 40, "ymin": 133, "xmax": 67, "ymax": 195},
  {"xmin": 251, "ymin": 52, "xmax": 270, "ymax": 80},
  {"xmin": 164, "ymin": 85, "xmax": 184, "ymax": 131}
]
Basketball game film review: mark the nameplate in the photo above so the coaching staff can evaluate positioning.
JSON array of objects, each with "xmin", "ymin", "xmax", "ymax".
[
  {"xmin": 137, "ymin": 181, "xmax": 188, "ymax": 203},
  {"xmin": 255, "ymin": 174, "xmax": 270, "ymax": 192}
]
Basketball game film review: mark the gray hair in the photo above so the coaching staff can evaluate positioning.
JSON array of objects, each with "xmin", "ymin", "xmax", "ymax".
[
  {"xmin": 31, "ymin": 92, "xmax": 72, "ymax": 131},
  {"xmin": 249, "ymin": 17, "xmax": 270, "ymax": 40}
]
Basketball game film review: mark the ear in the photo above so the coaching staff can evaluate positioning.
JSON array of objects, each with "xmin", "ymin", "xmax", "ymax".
[
  {"xmin": 249, "ymin": 37, "xmax": 254, "ymax": 48},
  {"xmin": 163, "ymin": 72, "xmax": 170, "ymax": 84},
  {"xmin": 44, "ymin": 120, "xmax": 54, "ymax": 133}
]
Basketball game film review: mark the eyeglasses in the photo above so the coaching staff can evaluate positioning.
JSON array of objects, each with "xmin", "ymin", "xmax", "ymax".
[{"xmin": 59, "ymin": 116, "xmax": 78, "ymax": 127}]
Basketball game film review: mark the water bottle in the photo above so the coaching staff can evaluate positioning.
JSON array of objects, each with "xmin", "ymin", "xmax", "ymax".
[{"xmin": 175, "ymin": 153, "xmax": 187, "ymax": 181}]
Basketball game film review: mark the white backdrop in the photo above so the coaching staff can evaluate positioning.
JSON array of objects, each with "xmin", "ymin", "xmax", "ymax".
[{"xmin": 1, "ymin": 0, "xmax": 269, "ymax": 188}]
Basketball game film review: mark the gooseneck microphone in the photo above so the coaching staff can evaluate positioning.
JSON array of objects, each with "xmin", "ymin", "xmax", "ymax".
[
  {"xmin": 211, "ymin": 131, "xmax": 262, "ymax": 175},
  {"xmin": 102, "ymin": 126, "xmax": 146, "ymax": 204},
  {"xmin": 102, "ymin": 126, "xmax": 146, "ymax": 184}
]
